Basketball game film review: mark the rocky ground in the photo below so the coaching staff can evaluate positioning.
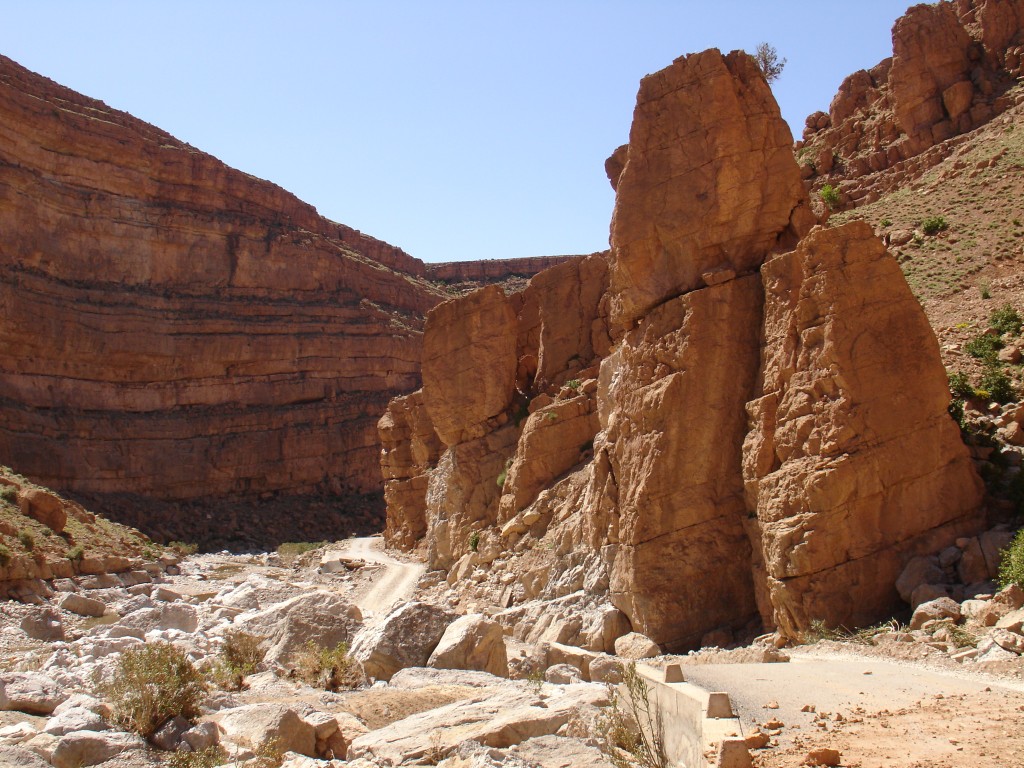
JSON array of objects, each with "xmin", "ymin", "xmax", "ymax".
[{"xmin": 0, "ymin": 535, "xmax": 1023, "ymax": 767}]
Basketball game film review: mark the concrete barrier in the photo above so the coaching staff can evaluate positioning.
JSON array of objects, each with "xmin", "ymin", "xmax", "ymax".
[{"xmin": 632, "ymin": 664, "xmax": 753, "ymax": 768}]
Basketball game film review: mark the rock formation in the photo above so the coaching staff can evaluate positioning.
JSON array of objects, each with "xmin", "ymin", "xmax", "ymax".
[
  {"xmin": 0, "ymin": 54, "xmax": 445, "ymax": 529},
  {"xmin": 380, "ymin": 47, "xmax": 985, "ymax": 649},
  {"xmin": 800, "ymin": 0, "xmax": 1024, "ymax": 205}
]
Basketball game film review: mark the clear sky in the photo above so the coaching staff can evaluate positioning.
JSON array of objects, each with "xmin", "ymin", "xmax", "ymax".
[{"xmin": 1, "ymin": 1, "xmax": 915, "ymax": 264}]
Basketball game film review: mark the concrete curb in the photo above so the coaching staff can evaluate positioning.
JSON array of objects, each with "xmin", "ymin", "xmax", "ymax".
[{"xmin": 635, "ymin": 663, "xmax": 753, "ymax": 768}]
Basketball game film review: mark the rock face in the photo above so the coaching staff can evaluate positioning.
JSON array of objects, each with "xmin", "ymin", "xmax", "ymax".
[
  {"xmin": 0, "ymin": 54, "xmax": 444, "ymax": 530},
  {"xmin": 743, "ymin": 222, "xmax": 985, "ymax": 636},
  {"xmin": 800, "ymin": 0, "xmax": 1024, "ymax": 205},
  {"xmin": 380, "ymin": 48, "xmax": 985, "ymax": 649},
  {"xmin": 607, "ymin": 49, "xmax": 814, "ymax": 336}
]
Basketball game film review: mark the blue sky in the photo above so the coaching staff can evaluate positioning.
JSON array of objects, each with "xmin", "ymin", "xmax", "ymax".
[{"xmin": 1, "ymin": 1, "xmax": 914, "ymax": 263}]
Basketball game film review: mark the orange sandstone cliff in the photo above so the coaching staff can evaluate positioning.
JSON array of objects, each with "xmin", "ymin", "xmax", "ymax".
[
  {"xmin": 0, "ymin": 54, "xmax": 447, "ymax": 536},
  {"xmin": 380, "ymin": 46, "xmax": 987, "ymax": 650}
]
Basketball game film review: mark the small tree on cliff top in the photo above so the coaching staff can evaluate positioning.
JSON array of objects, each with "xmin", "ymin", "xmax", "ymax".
[{"xmin": 754, "ymin": 42, "xmax": 787, "ymax": 84}]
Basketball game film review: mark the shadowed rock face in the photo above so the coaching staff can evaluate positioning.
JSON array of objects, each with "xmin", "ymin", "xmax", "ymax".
[
  {"xmin": 381, "ymin": 48, "xmax": 985, "ymax": 649},
  {"xmin": 0, "ymin": 54, "xmax": 445, "ymax": 515}
]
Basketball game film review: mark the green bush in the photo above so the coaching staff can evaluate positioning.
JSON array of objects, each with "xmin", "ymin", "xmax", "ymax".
[
  {"xmin": 210, "ymin": 629, "xmax": 266, "ymax": 691},
  {"xmin": 168, "ymin": 747, "xmax": 228, "ymax": 768},
  {"xmin": 980, "ymin": 283, "xmax": 992, "ymax": 300},
  {"xmin": 921, "ymin": 215, "xmax": 949, "ymax": 235},
  {"xmin": 294, "ymin": 641, "xmax": 363, "ymax": 691},
  {"xmin": 964, "ymin": 332, "xmax": 1003, "ymax": 362},
  {"xmin": 565, "ymin": 379, "xmax": 582, "ymax": 391},
  {"xmin": 948, "ymin": 398, "xmax": 965, "ymax": 427},
  {"xmin": 168, "ymin": 540, "xmax": 198, "ymax": 556},
  {"xmin": 819, "ymin": 184, "xmax": 840, "ymax": 209},
  {"xmin": 66, "ymin": 544, "xmax": 85, "ymax": 561},
  {"xmin": 0, "ymin": 543, "xmax": 10, "ymax": 567},
  {"xmin": 980, "ymin": 366, "xmax": 1016, "ymax": 404},
  {"xmin": 948, "ymin": 371, "xmax": 974, "ymax": 400},
  {"xmin": 17, "ymin": 530, "xmax": 34, "ymax": 551},
  {"xmin": 998, "ymin": 529, "xmax": 1024, "ymax": 588},
  {"xmin": 0, "ymin": 486, "xmax": 18, "ymax": 504},
  {"xmin": 469, "ymin": 531, "xmax": 480, "ymax": 552},
  {"xmin": 104, "ymin": 642, "xmax": 207, "ymax": 740},
  {"xmin": 990, "ymin": 303, "xmax": 1022, "ymax": 336}
]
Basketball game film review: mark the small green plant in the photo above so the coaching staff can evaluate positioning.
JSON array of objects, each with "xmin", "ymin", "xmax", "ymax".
[
  {"xmin": 948, "ymin": 398, "xmax": 965, "ymax": 427},
  {"xmin": 168, "ymin": 746, "xmax": 228, "ymax": 768},
  {"xmin": 103, "ymin": 642, "xmax": 208, "ymax": 740},
  {"xmin": 168, "ymin": 540, "xmax": 198, "ymax": 556},
  {"xmin": 526, "ymin": 667, "xmax": 545, "ymax": 694},
  {"xmin": 66, "ymin": 544, "xmax": 85, "ymax": 561},
  {"xmin": 921, "ymin": 215, "xmax": 949, "ymax": 235},
  {"xmin": 251, "ymin": 737, "xmax": 285, "ymax": 768},
  {"xmin": 210, "ymin": 629, "xmax": 266, "ymax": 691},
  {"xmin": 980, "ymin": 366, "xmax": 1015, "ymax": 404},
  {"xmin": 819, "ymin": 184, "xmax": 840, "ymax": 210},
  {"xmin": 17, "ymin": 530, "xmax": 34, "ymax": 551},
  {"xmin": 544, "ymin": 412, "xmax": 558, "ymax": 422},
  {"xmin": 880, "ymin": 218, "xmax": 893, "ymax": 227},
  {"xmin": 980, "ymin": 283, "xmax": 992, "ymax": 299},
  {"xmin": 990, "ymin": 303, "xmax": 1022, "ymax": 336},
  {"xmin": 948, "ymin": 371, "xmax": 974, "ymax": 400},
  {"xmin": 468, "ymin": 531, "xmax": 480, "ymax": 552},
  {"xmin": 565, "ymin": 379, "xmax": 582, "ymax": 391},
  {"xmin": 496, "ymin": 457, "xmax": 514, "ymax": 489},
  {"xmin": 964, "ymin": 332, "xmax": 1003, "ymax": 362},
  {"xmin": 998, "ymin": 529, "xmax": 1024, "ymax": 588},
  {"xmin": 0, "ymin": 486, "xmax": 18, "ymax": 504},
  {"xmin": 0, "ymin": 543, "xmax": 11, "ymax": 567},
  {"xmin": 596, "ymin": 662, "xmax": 667, "ymax": 768},
  {"xmin": 293, "ymin": 640, "xmax": 363, "ymax": 691}
]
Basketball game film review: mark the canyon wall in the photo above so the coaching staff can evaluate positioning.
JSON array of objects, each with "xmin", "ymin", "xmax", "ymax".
[
  {"xmin": 0, "ymin": 54, "xmax": 445, "ymax": 524},
  {"xmin": 381, "ymin": 47, "xmax": 986, "ymax": 649},
  {"xmin": 799, "ymin": 0, "xmax": 1024, "ymax": 205}
]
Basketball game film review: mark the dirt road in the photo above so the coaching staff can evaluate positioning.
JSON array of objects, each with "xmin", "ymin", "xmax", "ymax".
[
  {"xmin": 330, "ymin": 536, "xmax": 425, "ymax": 621},
  {"xmin": 679, "ymin": 647, "xmax": 1024, "ymax": 767}
]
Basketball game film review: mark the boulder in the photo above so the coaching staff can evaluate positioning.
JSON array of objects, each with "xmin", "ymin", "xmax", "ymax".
[
  {"xmin": 427, "ymin": 614, "xmax": 509, "ymax": 678},
  {"xmin": 347, "ymin": 683, "xmax": 610, "ymax": 764},
  {"xmin": 49, "ymin": 731, "xmax": 145, "ymax": 768},
  {"xmin": 995, "ymin": 608, "xmax": 1024, "ymax": 634},
  {"xmin": 42, "ymin": 708, "xmax": 109, "ymax": 737},
  {"xmin": 957, "ymin": 538, "xmax": 990, "ymax": 585},
  {"xmin": 19, "ymin": 609, "xmax": 64, "ymax": 642},
  {"xmin": 544, "ymin": 663, "xmax": 583, "ymax": 684},
  {"xmin": 613, "ymin": 632, "xmax": 660, "ymax": 659},
  {"xmin": 212, "ymin": 703, "xmax": 316, "ymax": 758},
  {"xmin": 237, "ymin": 590, "xmax": 362, "ymax": 665},
  {"xmin": 588, "ymin": 656, "xmax": 624, "ymax": 684},
  {"xmin": 118, "ymin": 603, "xmax": 198, "ymax": 634},
  {"xmin": 992, "ymin": 629, "xmax": 1024, "ymax": 655},
  {"xmin": 0, "ymin": 673, "xmax": 68, "ymax": 715},
  {"xmin": 350, "ymin": 601, "xmax": 455, "ymax": 681},
  {"xmin": 896, "ymin": 557, "xmax": 946, "ymax": 603},
  {"xmin": 17, "ymin": 489, "xmax": 67, "ymax": 533},
  {"xmin": 980, "ymin": 529, "xmax": 1015, "ymax": 578},
  {"xmin": 910, "ymin": 597, "xmax": 962, "ymax": 631},
  {"xmin": 58, "ymin": 593, "xmax": 106, "ymax": 619}
]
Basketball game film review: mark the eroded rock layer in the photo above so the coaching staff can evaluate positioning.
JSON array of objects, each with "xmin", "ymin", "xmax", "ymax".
[
  {"xmin": 381, "ymin": 47, "xmax": 986, "ymax": 650},
  {"xmin": 0, "ymin": 54, "xmax": 445, "ymax": 516}
]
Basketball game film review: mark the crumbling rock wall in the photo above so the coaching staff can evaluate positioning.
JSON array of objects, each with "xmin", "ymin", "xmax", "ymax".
[
  {"xmin": 800, "ymin": 0, "xmax": 1024, "ymax": 206},
  {"xmin": 380, "ymin": 47, "xmax": 986, "ymax": 650}
]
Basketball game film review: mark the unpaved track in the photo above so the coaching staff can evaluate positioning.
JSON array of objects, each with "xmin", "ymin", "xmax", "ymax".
[
  {"xmin": 679, "ymin": 647, "xmax": 1024, "ymax": 767},
  {"xmin": 332, "ymin": 536, "xmax": 425, "ymax": 621}
]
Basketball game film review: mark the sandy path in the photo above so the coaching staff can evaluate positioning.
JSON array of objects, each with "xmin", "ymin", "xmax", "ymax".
[{"xmin": 331, "ymin": 535, "xmax": 425, "ymax": 621}]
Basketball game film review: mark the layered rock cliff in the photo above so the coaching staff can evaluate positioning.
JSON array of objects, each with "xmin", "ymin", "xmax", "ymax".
[
  {"xmin": 800, "ymin": 0, "xmax": 1024, "ymax": 206},
  {"xmin": 0, "ymin": 54, "xmax": 446, "ymax": 533},
  {"xmin": 380, "ymin": 48, "xmax": 986, "ymax": 650}
]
